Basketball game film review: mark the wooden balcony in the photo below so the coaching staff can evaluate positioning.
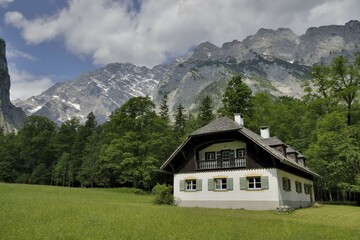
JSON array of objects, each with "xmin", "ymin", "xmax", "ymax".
[{"xmin": 196, "ymin": 157, "xmax": 246, "ymax": 170}]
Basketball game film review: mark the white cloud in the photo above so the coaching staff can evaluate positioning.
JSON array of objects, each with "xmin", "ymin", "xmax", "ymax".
[
  {"xmin": 6, "ymin": 48, "xmax": 36, "ymax": 61},
  {"xmin": 0, "ymin": 0, "xmax": 14, "ymax": 7},
  {"xmin": 8, "ymin": 63, "xmax": 54, "ymax": 100},
  {"xmin": 4, "ymin": 0, "xmax": 360, "ymax": 67}
]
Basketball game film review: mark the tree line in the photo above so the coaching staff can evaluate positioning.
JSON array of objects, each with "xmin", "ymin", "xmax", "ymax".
[
  {"xmin": 1, "ymin": 54, "xmax": 360, "ymax": 203},
  {"xmin": 0, "ymin": 94, "xmax": 216, "ymax": 189}
]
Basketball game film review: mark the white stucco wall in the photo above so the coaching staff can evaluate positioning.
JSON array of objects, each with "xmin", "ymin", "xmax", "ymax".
[
  {"xmin": 174, "ymin": 168, "xmax": 280, "ymax": 210},
  {"xmin": 276, "ymin": 169, "xmax": 314, "ymax": 208}
]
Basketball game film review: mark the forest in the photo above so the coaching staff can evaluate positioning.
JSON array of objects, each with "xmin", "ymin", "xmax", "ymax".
[{"xmin": 0, "ymin": 55, "xmax": 359, "ymax": 203}]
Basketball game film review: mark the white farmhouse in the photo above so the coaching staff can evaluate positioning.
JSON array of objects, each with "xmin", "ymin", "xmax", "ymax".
[{"xmin": 160, "ymin": 114, "xmax": 319, "ymax": 210}]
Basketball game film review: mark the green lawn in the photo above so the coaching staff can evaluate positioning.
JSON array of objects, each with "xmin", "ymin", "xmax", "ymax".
[{"xmin": 0, "ymin": 183, "xmax": 359, "ymax": 240}]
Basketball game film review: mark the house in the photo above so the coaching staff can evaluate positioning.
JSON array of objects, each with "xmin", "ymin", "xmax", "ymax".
[{"xmin": 160, "ymin": 114, "xmax": 319, "ymax": 210}]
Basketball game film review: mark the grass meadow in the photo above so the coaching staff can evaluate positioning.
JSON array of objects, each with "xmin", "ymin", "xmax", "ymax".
[{"xmin": 0, "ymin": 183, "xmax": 359, "ymax": 240}]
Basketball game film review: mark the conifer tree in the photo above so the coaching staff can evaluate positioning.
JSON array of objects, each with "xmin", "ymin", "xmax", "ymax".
[
  {"xmin": 219, "ymin": 75, "xmax": 253, "ymax": 119},
  {"xmin": 197, "ymin": 95, "xmax": 215, "ymax": 126},
  {"xmin": 174, "ymin": 103, "xmax": 186, "ymax": 138},
  {"xmin": 159, "ymin": 94, "xmax": 170, "ymax": 122}
]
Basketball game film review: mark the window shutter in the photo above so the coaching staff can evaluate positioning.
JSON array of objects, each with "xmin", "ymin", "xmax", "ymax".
[
  {"xmin": 261, "ymin": 176, "xmax": 269, "ymax": 190},
  {"xmin": 180, "ymin": 180, "xmax": 185, "ymax": 191},
  {"xmin": 229, "ymin": 150, "xmax": 235, "ymax": 159},
  {"xmin": 216, "ymin": 151, "xmax": 221, "ymax": 160},
  {"xmin": 227, "ymin": 178, "xmax": 233, "ymax": 191},
  {"xmin": 208, "ymin": 179, "xmax": 213, "ymax": 191},
  {"xmin": 240, "ymin": 177, "xmax": 247, "ymax": 190},
  {"xmin": 196, "ymin": 179, "xmax": 202, "ymax": 191}
]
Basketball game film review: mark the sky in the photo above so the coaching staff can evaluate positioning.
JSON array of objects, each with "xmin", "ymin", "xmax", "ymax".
[{"xmin": 0, "ymin": 0, "xmax": 359, "ymax": 100}]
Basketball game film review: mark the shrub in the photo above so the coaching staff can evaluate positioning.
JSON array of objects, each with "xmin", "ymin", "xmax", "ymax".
[{"xmin": 152, "ymin": 183, "xmax": 173, "ymax": 205}]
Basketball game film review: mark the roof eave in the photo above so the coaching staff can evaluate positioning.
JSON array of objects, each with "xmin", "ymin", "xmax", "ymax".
[
  {"xmin": 239, "ymin": 129, "xmax": 319, "ymax": 178},
  {"xmin": 160, "ymin": 136, "xmax": 192, "ymax": 171}
]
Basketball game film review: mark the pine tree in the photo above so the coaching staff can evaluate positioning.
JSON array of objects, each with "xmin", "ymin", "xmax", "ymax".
[
  {"xmin": 159, "ymin": 94, "xmax": 170, "ymax": 122},
  {"xmin": 219, "ymin": 75, "xmax": 253, "ymax": 118},
  {"xmin": 197, "ymin": 95, "xmax": 215, "ymax": 126},
  {"xmin": 174, "ymin": 103, "xmax": 186, "ymax": 138}
]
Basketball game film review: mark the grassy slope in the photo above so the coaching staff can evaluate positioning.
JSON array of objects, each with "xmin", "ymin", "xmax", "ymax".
[{"xmin": 0, "ymin": 183, "xmax": 359, "ymax": 240}]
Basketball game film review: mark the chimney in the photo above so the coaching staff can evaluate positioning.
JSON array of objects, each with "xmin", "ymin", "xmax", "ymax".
[
  {"xmin": 260, "ymin": 126, "xmax": 270, "ymax": 138},
  {"xmin": 234, "ymin": 113, "xmax": 244, "ymax": 126}
]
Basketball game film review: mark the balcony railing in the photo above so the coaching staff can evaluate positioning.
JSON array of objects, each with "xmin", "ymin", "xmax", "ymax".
[{"xmin": 196, "ymin": 158, "xmax": 246, "ymax": 170}]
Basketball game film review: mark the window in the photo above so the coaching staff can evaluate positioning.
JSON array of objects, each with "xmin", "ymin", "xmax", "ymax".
[
  {"xmin": 282, "ymin": 177, "xmax": 291, "ymax": 191},
  {"xmin": 304, "ymin": 184, "xmax": 312, "ymax": 195},
  {"xmin": 295, "ymin": 181, "xmax": 302, "ymax": 193},
  {"xmin": 180, "ymin": 179, "xmax": 202, "ymax": 191},
  {"xmin": 240, "ymin": 176, "xmax": 269, "ymax": 190},
  {"xmin": 208, "ymin": 178, "xmax": 233, "ymax": 191},
  {"xmin": 221, "ymin": 150, "xmax": 230, "ymax": 159},
  {"xmin": 205, "ymin": 152, "xmax": 215, "ymax": 160},
  {"xmin": 215, "ymin": 178, "xmax": 227, "ymax": 190},
  {"xmin": 237, "ymin": 148, "xmax": 246, "ymax": 157},
  {"xmin": 248, "ymin": 177, "xmax": 261, "ymax": 189},
  {"xmin": 186, "ymin": 179, "xmax": 196, "ymax": 191}
]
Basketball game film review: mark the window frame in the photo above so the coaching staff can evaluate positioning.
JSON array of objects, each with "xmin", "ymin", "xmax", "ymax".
[
  {"xmin": 205, "ymin": 152, "xmax": 216, "ymax": 161},
  {"xmin": 282, "ymin": 177, "xmax": 291, "ymax": 191},
  {"xmin": 215, "ymin": 178, "xmax": 227, "ymax": 190},
  {"xmin": 180, "ymin": 179, "xmax": 202, "ymax": 192},
  {"xmin": 185, "ymin": 179, "xmax": 197, "ymax": 191},
  {"xmin": 295, "ymin": 181, "xmax": 302, "ymax": 193},
  {"xmin": 240, "ymin": 176, "xmax": 269, "ymax": 191},
  {"xmin": 236, "ymin": 148, "xmax": 246, "ymax": 158},
  {"xmin": 221, "ymin": 150, "xmax": 230, "ymax": 160},
  {"xmin": 247, "ymin": 176, "xmax": 261, "ymax": 190},
  {"xmin": 304, "ymin": 183, "xmax": 312, "ymax": 195}
]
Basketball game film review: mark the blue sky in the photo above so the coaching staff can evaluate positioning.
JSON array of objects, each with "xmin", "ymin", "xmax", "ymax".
[{"xmin": 0, "ymin": 0, "xmax": 359, "ymax": 100}]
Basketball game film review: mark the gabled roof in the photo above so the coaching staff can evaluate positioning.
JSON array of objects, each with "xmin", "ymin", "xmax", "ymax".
[
  {"xmin": 190, "ymin": 116, "xmax": 241, "ymax": 136},
  {"xmin": 161, "ymin": 116, "xmax": 319, "ymax": 177},
  {"xmin": 262, "ymin": 137, "xmax": 285, "ymax": 146}
]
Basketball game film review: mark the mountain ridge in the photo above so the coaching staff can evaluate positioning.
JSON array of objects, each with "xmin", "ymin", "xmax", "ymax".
[{"xmin": 14, "ymin": 20, "xmax": 360, "ymax": 124}]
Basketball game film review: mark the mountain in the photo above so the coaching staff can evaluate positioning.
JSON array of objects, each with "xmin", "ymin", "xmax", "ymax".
[
  {"xmin": 15, "ymin": 20, "xmax": 360, "ymax": 124},
  {"xmin": 15, "ymin": 63, "xmax": 167, "ymax": 123},
  {"xmin": 0, "ymin": 38, "xmax": 25, "ymax": 133}
]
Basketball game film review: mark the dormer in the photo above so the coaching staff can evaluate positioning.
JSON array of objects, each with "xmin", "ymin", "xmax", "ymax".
[
  {"xmin": 297, "ymin": 154, "xmax": 306, "ymax": 167},
  {"xmin": 286, "ymin": 146, "xmax": 298, "ymax": 163},
  {"xmin": 261, "ymin": 137, "xmax": 286, "ymax": 156}
]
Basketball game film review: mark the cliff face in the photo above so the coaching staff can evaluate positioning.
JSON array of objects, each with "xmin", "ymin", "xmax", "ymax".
[{"xmin": 0, "ymin": 38, "xmax": 25, "ymax": 133}]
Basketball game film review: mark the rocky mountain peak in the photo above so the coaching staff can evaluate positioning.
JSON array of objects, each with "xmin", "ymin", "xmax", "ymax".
[
  {"xmin": 345, "ymin": 20, "xmax": 360, "ymax": 30},
  {"xmin": 0, "ymin": 38, "xmax": 25, "ymax": 133},
  {"xmin": 187, "ymin": 41, "xmax": 220, "ymax": 61}
]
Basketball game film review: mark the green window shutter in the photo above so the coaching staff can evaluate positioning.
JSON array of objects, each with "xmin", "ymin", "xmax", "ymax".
[
  {"xmin": 196, "ymin": 179, "xmax": 202, "ymax": 191},
  {"xmin": 216, "ymin": 151, "xmax": 221, "ymax": 160},
  {"xmin": 227, "ymin": 178, "xmax": 233, "ymax": 191},
  {"xmin": 208, "ymin": 179, "xmax": 213, "ymax": 191},
  {"xmin": 180, "ymin": 180, "xmax": 185, "ymax": 191},
  {"xmin": 261, "ymin": 176, "xmax": 269, "ymax": 190},
  {"xmin": 229, "ymin": 150, "xmax": 235, "ymax": 159},
  {"xmin": 240, "ymin": 177, "xmax": 247, "ymax": 190}
]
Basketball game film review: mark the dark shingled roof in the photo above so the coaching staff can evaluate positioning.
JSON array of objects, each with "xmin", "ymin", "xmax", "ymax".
[
  {"xmin": 286, "ymin": 146, "xmax": 298, "ymax": 154},
  {"xmin": 261, "ymin": 137, "xmax": 285, "ymax": 146},
  {"xmin": 190, "ymin": 116, "xmax": 241, "ymax": 136}
]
